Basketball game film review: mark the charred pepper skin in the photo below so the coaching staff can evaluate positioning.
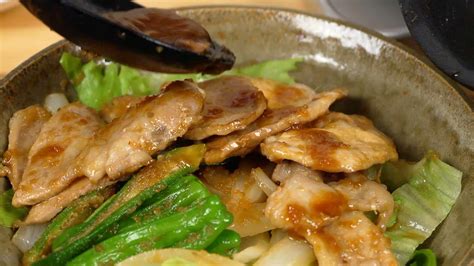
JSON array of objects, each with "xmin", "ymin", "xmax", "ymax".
[
  {"xmin": 33, "ymin": 145, "xmax": 205, "ymax": 266},
  {"xmin": 66, "ymin": 195, "xmax": 231, "ymax": 266},
  {"xmin": 23, "ymin": 186, "xmax": 115, "ymax": 266}
]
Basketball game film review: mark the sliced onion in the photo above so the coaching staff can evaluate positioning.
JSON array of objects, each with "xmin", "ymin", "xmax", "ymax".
[
  {"xmin": 44, "ymin": 93, "xmax": 69, "ymax": 114},
  {"xmin": 0, "ymin": 226, "xmax": 21, "ymax": 266},
  {"xmin": 232, "ymin": 164, "xmax": 266, "ymax": 203},
  {"xmin": 11, "ymin": 223, "xmax": 47, "ymax": 253},
  {"xmin": 254, "ymin": 236, "xmax": 316, "ymax": 266},
  {"xmin": 251, "ymin": 168, "xmax": 277, "ymax": 196},
  {"xmin": 229, "ymin": 202, "xmax": 276, "ymax": 237},
  {"xmin": 269, "ymin": 229, "xmax": 288, "ymax": 246},
  {"xmin": 233, "ymin": 233, "xmax": 270, "ymax": 264}
]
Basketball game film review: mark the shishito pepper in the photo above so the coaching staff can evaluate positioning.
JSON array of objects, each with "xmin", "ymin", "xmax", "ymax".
[
  {"xmin": 35, "ymin": 145, "xmax": 205, "ymax": 266},
  {"xmin": 117, "ymin": 176, "xmax": 211, "ymax": 230},
  {"xmin": 66, "ymin": 195, "xmax": 232, "ymax": 266},
  {"xmin": 206, "ymin": 230, "xmax": 241, "ymax": 257},
  {"xmin": 23, "ymin": 186, "xmax": 115, "ymax": 266}
]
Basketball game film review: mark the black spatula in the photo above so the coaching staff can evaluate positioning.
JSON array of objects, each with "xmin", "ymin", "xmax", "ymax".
[{"xmin": 21, "ymin": 0, "xmax": 235, "ymax": 74}]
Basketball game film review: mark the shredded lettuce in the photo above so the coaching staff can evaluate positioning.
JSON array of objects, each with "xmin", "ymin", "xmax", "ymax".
[
  {"xmin": 60, "ymin": 52, "xmax": 302, "ymax": 109},
  {"xmin": 0, "ymin": 189, "xmax": 28, "ymax": 227},
  {"xmin": 382, "ymin": 152, "xmax": 462, "ymax": 265}
]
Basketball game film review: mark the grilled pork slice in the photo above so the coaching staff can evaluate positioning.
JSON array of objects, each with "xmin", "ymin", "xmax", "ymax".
[
  {"xmin": 99, "ymin": 95, "xmax": 146, "ymax": 123},
  {"xmin": 78, "ymin": 80, "xmax": 204, "ymax": 182},
  {"xmin": 2, "ymin": 105, "xmax": 51, "ymax": 190},
  {"xmin": 310, "ymin": 211, "xmax": 397, "ymax": 266},
  {"xmin": 265, "ymin": 172, "xmax": 396, "ymax": 265},
  {"xmin": 271, "ymin": 160, "xmax": 323, "ymax": 184},
  {"xmin": 23, "ymin": 177, "xmax": 115, "ymax": 224},
  {"xmin": 13, "ymin": 103, "xmax": 102, "ymax": 206},
  {"xmin": 249, "ymin": 78, "xmax": 317, "ymax": 109},
  {"xmin": 185, "ymin": 76, "xmax": 267, "ymax": 140},
  {"xmin": 330, "ymin": 173, "xmax": 394, "ymax": 229},
  {"xmin": 204, "ymin": 89, "xmax": 347, "ymax": 164},
  {"xmin": 261, "ymin": 112, "xmax": 398, "ymax": 173}
]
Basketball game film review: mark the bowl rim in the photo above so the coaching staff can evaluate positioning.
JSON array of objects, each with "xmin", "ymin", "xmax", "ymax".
[{"xmin": 1, "ymin": 5, "xmax": 473, "ymax": 112}]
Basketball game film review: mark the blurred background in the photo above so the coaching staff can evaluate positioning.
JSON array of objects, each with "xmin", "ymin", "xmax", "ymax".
[{"xmin": 1, "ymin": 0, "xmax": 419, "ymax": 77}]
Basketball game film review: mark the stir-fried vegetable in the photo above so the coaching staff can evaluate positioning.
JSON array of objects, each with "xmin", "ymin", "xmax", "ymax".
[
  {"xmin": 224, "ymin": 58, "xmax": 301, "ymax": 84},
  {"xmin": 233, "ymin": 233, "xmax": 270, "ymax": 264},
  {"xmin": 0, "ymin": 189, "xmax": 28, "ymax": 227},
  {"xmin": 43, "ymin": 93, "xmax": 69, "ymax": 114},
  {"xmin": 383, "ymin": 152, "xmax": 462, "ymax": 265},
  {"xmin": 23, "ymin": 186, "xmax": 115, "ymax": 266},
  {"xmin": 12, "ymin": 224, "xmax": 48, "ymax": 253},
  {"xmin": 33, "ymin": 145, "xmax": 226, "ymax": 265},
  {"xmin": 67, "ymin": 195, "xmax": 231, "ymax": 265},
  {"xmin": 60, "ymin": 53, "xmax": 159, "ymax": 109},
  {"xmin": 254, "ymin": 236, "xmax": 316, "ymax": 266},
  {"xmin": 52, "ymin": 144, "xmax": 205, "ymax": 251},
  {"xmin": 60, "ymin": 52, "xmax": 302, "ymax": 109},
  {"xmin": 206, "ymin": 230, "xmax": 241, "ymax": 257},
  {"xmin": 116, "ymin": 248, "xmax": 245, "ymax": 266}
]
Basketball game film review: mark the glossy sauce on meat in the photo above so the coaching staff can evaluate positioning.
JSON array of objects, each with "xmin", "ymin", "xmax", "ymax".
[
  {"xmin": 13, "ymin": 103, "xmax": 103, "ymax": 206},
  {"xmin": 185, "ymin": 76, "xmax": 267, "ymax": 140},
  {"xmin": 77, "ymin": 80, "xmax": 204, "ymax": 182},
  {"xmin": 261, "ymin": 112, "xmax": 398, "ymax": 172},
  {"xmin": 2, "ymin": 105, "xmax": 51, "ymax": 190},
  {"xmin": 249, "ymin": 78, "xmax": 317, "ymax": 109},
  {"xmin": 204, "ymin": 89, "xmax": 347, "ymax": 164},
  {"xmin": 99, "ymin": 95, "xmax": 145, "ymax": 123},
  {"xmin": 265, "ymin": 171, "xmax": 397, "ymax": 265}
]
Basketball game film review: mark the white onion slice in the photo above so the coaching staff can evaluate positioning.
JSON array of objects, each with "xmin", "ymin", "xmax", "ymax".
[
  {"xmin": 11, "ymin": 223, "xmax": 47, "ymax": 253},
  {"xmin": 251, "ymin": 167, "xmax": 278, "ymax": 196},
  {"xmin": 233, "ymin": 233, "xmax": 270, "ymax": 264},
  {"xmin": 269, "ymin": 229, "xmax": 288, "ymax": 246},
  {"xmin": 44, "ymin": 93, "xmax": 69, "ymax": 114},
  {"xmin": 254, "ymin": 236, "xmax": 316, "ymax": 266}
]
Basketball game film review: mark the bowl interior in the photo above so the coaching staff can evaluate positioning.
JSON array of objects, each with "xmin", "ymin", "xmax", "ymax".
[{"xmin": 0, "ymin": 7, "xmax": 473, "ymax": 265}]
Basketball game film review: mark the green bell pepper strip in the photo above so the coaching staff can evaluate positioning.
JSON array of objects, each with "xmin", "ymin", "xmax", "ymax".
[
  {"xmin": 23, "ymin": 186, "xmax": 115, "ymax": 265},
  {"xmin": 36, "ymin": 145, "xmax": 205, "ymax": 266},
  {"xmin": 66, "ymin": 195, "xmax": 229, "ymax": 266},
  {"xmin": 52, "ymin": 192, "xmax": 118, "ymax": 251},
  {"xmin": 175, "ymin": 203, "xmax": 233, "ymax": 250},
  {"xmin": 118, "ymin": 177, "xmax": 210, "ymax": 230},
  {"xmin": 206, "ymin": 230, "xmax": 241, "ymax": 257}
]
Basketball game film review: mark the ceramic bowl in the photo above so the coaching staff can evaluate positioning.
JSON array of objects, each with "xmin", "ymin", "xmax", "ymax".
[{"xmin": 0, "ymin": 7, "xmax": 472, "ymax": 265}]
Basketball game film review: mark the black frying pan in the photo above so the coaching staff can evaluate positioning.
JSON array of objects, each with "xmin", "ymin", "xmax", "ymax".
[{"xmin": 399, "ymin": 0, "xmax": 474, "ymax": 89}]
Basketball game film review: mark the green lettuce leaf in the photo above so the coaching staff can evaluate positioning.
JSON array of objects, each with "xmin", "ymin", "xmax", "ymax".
[
  {"xmin": 0, "ymin": 189, "xmax": 28, "ymax": 227},
  {"xmin": 60, "ymin": 52, "xmax": 302, "ymax": 109},
  {"xmin": 380, "ymin": 158, "xmax": 426, "ymax": 192},
  {"xmin": 383, "ymin": 152, "xmax": 462, "ymax": 265},
  {"xmin": 223, "ymin": 58, "xmax": 302, "ymax": 84}
]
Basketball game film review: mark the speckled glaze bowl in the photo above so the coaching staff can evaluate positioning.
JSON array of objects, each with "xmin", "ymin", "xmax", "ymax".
[{"xmin": 0, "ymin": 7, "xmax": 473, "ymax": 265}]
